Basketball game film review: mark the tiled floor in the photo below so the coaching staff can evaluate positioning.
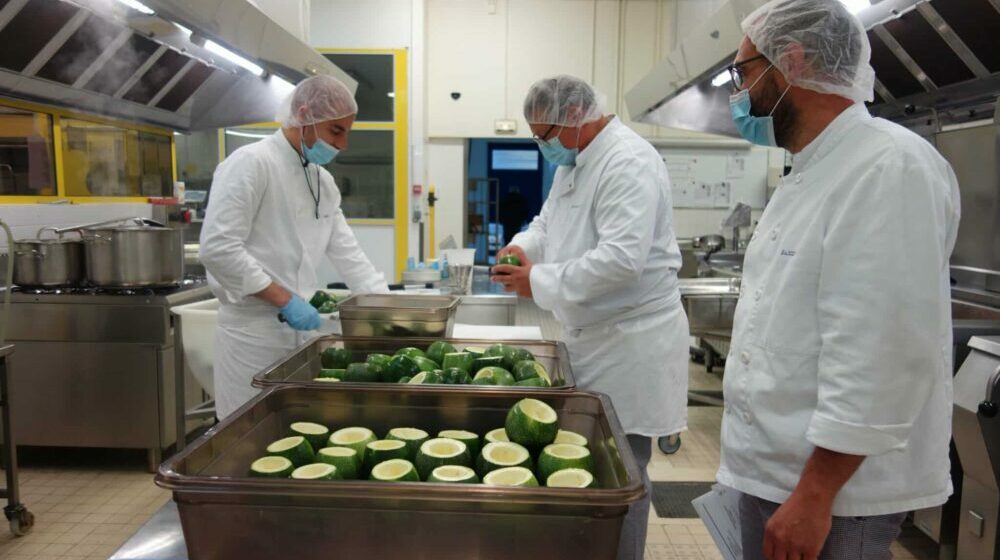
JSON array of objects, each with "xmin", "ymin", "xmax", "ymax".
[
  {"xmin": 0, "ymin": 312, "xmax": 940, "ymax": 558},
  {"xmin": 0, "ymin": 457, "xmax": 171, "ymax": 559}
]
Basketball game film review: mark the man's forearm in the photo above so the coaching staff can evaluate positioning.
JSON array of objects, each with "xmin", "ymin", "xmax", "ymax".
[
  {"xmin": 254, "ymin": 282, "xmax": 291, "ymax": 308},
  {"xmin": 795, "ymin": 447, "xmax": 866, "ymax": 505}
]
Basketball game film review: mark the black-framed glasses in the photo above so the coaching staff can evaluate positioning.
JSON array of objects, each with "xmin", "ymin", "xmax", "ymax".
[
  {"xmin": 727, "ymin": 54, "xmax": 768, "ymax": 90},
  {"xmin": 531, "ymin": 124, "xmax": 558, "ymax": 144}
]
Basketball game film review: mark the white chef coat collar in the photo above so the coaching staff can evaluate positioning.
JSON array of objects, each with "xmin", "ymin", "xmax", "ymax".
[
  {"xmin": 574, "ymin": 115, "xmax": 620, "ymax": 168},
  {"xmin": 792, "ymin": 103, "xmax": 870, "ymax": 174},
  {"xmin": 269, "ymin": 129, "xmax": 311, "ymax": 169}
]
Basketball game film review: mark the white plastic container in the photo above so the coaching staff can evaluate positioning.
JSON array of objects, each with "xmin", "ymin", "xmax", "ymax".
[{"xmin": 171, "ymin": 298, "xmax": 221, "ymax": 397}]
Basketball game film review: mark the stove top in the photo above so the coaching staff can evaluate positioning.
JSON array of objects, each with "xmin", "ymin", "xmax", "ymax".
[
  {"xmin": 7, "ymin": 278, "xmax": 208, "ymax": 300},
  {"xmin": 10, "ymin": 276, "xmax": 206, "ymax": 294}
]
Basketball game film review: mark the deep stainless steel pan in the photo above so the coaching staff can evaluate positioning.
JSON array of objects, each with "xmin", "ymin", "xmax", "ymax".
[
  {"xmin": 82, "ymin": 219, "xmax": 183, "ymax": 287},
  {"xmin": 157, "ymin": 385, "xmax": 643, "ymax": 560}
]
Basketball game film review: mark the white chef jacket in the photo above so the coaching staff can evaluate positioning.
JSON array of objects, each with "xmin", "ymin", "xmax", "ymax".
[
  {"xmin": 717, "ymin": 104, "xmax": 961, "ymax": 517},
  {"xmin": 511, "ymin": 116, "xmax": 688, "ymax": 436},
  {"xmin": 200, "ymin": 130, "xmax": 388, "ymax": 418},
  {"xmin": 200, "ymin": 130, "xmax": 388, "ymax": 310}
]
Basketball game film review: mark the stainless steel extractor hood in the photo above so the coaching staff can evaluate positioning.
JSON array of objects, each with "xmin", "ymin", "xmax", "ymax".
[
  {"xmin": 0, "ymin": 0, "xmax": 357, "ymax": 132},
  {"xmin": 627, "ymin": 0, "xmax": 1000, "ymax": 135}
]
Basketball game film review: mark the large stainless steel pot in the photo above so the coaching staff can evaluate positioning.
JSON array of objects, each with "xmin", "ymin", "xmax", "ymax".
[
  {"xmin": 12, "ymin": 228, "xmax": 85, "ymax": 287},
  {"xmin": 82, "ymin": 219, "xmax": 183, "ymax": 287}
]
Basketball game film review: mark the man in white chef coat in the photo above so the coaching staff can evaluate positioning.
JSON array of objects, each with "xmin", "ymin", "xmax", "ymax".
[
  {"xmin": 716, "ymin": 1, "xmax": 961, "ymax": 558},
  {"xmin": 492, "ymin": 75, "xmax": 689, "ymax": 560},
  {"xmin": 200, "ymin": 75, "xmax": 388, "ymax": 419}
]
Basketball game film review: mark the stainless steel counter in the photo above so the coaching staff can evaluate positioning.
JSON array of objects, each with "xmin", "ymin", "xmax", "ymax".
[
  {"xmin": 111, "ymin": 502, "xmax": 187, "ymax": 560},
  {"xmin": 4, "ymin": 283, "xmax": 212, "ymax": 470}
]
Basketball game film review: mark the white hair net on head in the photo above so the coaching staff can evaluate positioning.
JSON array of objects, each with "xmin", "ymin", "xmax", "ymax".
[
  {"xmin": 275, "ymin": 74, "xmax": 358, "ymax": 128},
  {"xmin": 742, "ymin": 0, "xmax": 875, "ymax": 104},
  {"xmin": 523, "ymin": 75, "xmax": 606, "ymax": 127}
]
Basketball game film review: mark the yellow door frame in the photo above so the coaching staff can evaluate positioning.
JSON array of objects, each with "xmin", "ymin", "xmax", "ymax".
[{"xmin": 317, "ymin": 48, "xmax": 409, "ymax": 282}]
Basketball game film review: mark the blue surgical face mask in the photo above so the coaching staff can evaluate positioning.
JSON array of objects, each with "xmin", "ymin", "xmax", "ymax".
[
  {"xmin": 538, "ymin": 136, "xmax": 578, "ymax": 166},
  {"xmin": 300, "ymin": 125, "xmax": 340, "ymax": 165},
  {"xmin": 729, "ymin": 65, "xmax": 790, "ymax": 147}
]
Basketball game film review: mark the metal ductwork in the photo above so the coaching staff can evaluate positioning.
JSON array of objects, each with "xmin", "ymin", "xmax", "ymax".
[
  {"xmin": 0, "ymin": 0, "xmax": 358, "ymax": 131},
  {"xmin": 627, "ymin": 0, "xmax": 1000, "ymax": 136}
]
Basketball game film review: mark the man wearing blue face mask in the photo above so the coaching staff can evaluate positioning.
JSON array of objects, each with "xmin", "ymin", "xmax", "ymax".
[
  {"xmin": 201, "ymin": 75, "xmax": 388, "ymax": 419},
  {"xmin": 716, "ymin": 1, "xmax": 961, "ymax": 559},
  {"xmin": 492, "ymin": 75, "xmax": 690, "ymax": 560}
]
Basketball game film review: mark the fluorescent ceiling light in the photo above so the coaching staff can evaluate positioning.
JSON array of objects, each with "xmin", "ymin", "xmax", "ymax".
[
  {"xmin": 387, "ymin": 92, "xmax": 396, "ymax": 98},
  {"xmin": 712, "ymin": 70, "xmax": 732, "ymax": 88},
  {"xmin": 225, "ymin": 130, "xmax": 271, "ymax": 139},
  {"xmin": 174, "ymin": 23, "xmax": 192, "ymax": 37},
  {"xmin": 206, "ymin": 40, "xmax": 264, "ymax": 76},
  {"xmin": 839, "ymin": 0, "xmax": 871, "ymax": 14},
  {"xmin": 116, "ymin": 0, "xmax": 154, "ymax": 14}
]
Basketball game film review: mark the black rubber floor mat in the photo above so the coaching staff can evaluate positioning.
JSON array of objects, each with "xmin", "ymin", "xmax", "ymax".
[{"xmin": 651, "ymin": 481, "xmax": 715, "ymax": 518}]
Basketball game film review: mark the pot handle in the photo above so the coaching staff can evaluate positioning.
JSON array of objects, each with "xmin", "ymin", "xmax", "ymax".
[{"xmin": 35, "ymin": 226, "xmax": 83, "ymax": 240}]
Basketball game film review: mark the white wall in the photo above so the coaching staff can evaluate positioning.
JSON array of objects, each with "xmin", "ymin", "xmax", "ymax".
[
  {"xmin": 316, "ymin": 224, "xmax": 396, "ymax": 285},
  {"xmin": 310, "ymin": 0, "xmax": 412, "ymax": 48},
  {"xmin": 0, "ymin": 204, "xmax": 153, "ymax": 249}
]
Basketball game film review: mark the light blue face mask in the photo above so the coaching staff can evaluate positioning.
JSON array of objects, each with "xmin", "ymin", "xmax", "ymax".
[
  {"xmin": 729, "ymin": 65, "xmax": 790, "ymax": 147},
  {"xmin": 538, "ymin": 136, "xmax": 578, "ymax": 166},
  {"xmin": 300, "ymin": 125, "xmax": 340, "ymax": 165}
]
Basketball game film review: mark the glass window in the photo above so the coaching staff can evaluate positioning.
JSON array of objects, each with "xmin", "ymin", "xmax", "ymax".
[
  {"xmin": 323, "ymin": 53, "xmax": 394, "ymax": 122},
  {"xmin": 224, "ymin": 127, "xmax": 277, "ymax": 157},
  {"xmin": 174, "ymin": 129, "xmax": 220, "ymax": 191},
  {"xmin": 0, "ymin": 107, "xmax": 55, "ymax": 196},
  {"xmin": 324, "ymin": 129, "xmax": 394, "ymax": 219},
  {"xmin": 61, "ymin": 118, "xmax": 172, "ymax": 197}
]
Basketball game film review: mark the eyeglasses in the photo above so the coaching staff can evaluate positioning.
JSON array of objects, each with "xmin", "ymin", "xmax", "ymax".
[
  {"xmin": 727, "ymin": 54, "xmax": 768, "ymax": 91},
  {"xmin": 531, "ymin": 124, "xmax": 558, "ymax": 144}
]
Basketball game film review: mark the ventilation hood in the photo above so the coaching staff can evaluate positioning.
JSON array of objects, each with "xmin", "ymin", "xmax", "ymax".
[
  {"xmin": 0, "ymin": 0, "xmax": 357, "ymax": 132},
  {"xmin": 627, "ymin": 0, "xmax": 1000, "ymax": 136}
]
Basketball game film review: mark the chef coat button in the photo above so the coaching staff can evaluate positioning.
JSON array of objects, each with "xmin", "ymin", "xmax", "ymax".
[
  {"xmin": 754, "ymin": 289, "xmax": 762, "ymax": 301},
  {"xmin": 740, "ymin": 351, "xmax": 750, "ymax": 365},
  {"xmin": 743, "ymin": 411, "xmax": 753, "ymax": 424},
  {"xmin": 795, "ymin": 174, "xmax": 802, "ymax": 184},
  {"xmin": 771, "ymin": 230, "xmax": 778, "ymax": 241}
]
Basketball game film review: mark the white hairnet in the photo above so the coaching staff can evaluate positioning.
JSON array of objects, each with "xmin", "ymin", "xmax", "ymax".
[
  {"xmin": 276, "ymin": 74, "xmax": 358, "ymax": 128},
  {"xmin": 523, "ymin": 75, "xmax": 606, "ymax": 127},
  {"xmin": 742, "ymin": 0, "xmax": 875, "ymax": 104}
]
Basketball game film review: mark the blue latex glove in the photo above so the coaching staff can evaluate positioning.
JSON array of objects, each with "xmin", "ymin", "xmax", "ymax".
[{"xmin": 279, "ymin": 294, "xmax": 322, "ymax": 331}]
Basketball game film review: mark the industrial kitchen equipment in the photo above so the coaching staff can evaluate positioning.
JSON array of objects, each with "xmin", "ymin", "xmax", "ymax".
[
  {"xmin": 4, "ymin": 281, "xmax": 212, "ymax": 470},
  {"xmin": 0, "ymin": 345, "xmax": 34, "ymax": 536},
  {"xmin": 953, "ymin": 336, "xmax": 1000, "ymax": 560}
]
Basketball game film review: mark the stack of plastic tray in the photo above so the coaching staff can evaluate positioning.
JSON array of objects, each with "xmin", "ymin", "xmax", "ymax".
[
  {"xmin": 338, "ymin": 294, "xmax": 460, "ymax": 338},
  {"xmin": 156, "ymin": 385, "xmax": 643, "ymax": 560},
  {"xmin": 252, "ymin": 335, "xmax": 576, "ymax": 391}
]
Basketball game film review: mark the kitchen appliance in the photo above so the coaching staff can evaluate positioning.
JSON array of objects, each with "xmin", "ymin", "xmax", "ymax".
[
  {"xmin": 953, "ymin": 336, "xmax": 1000, "ymax": 560},
  {"xmin": 3, "ymin": 281, "xmax": 212, "ymax": 470}
]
